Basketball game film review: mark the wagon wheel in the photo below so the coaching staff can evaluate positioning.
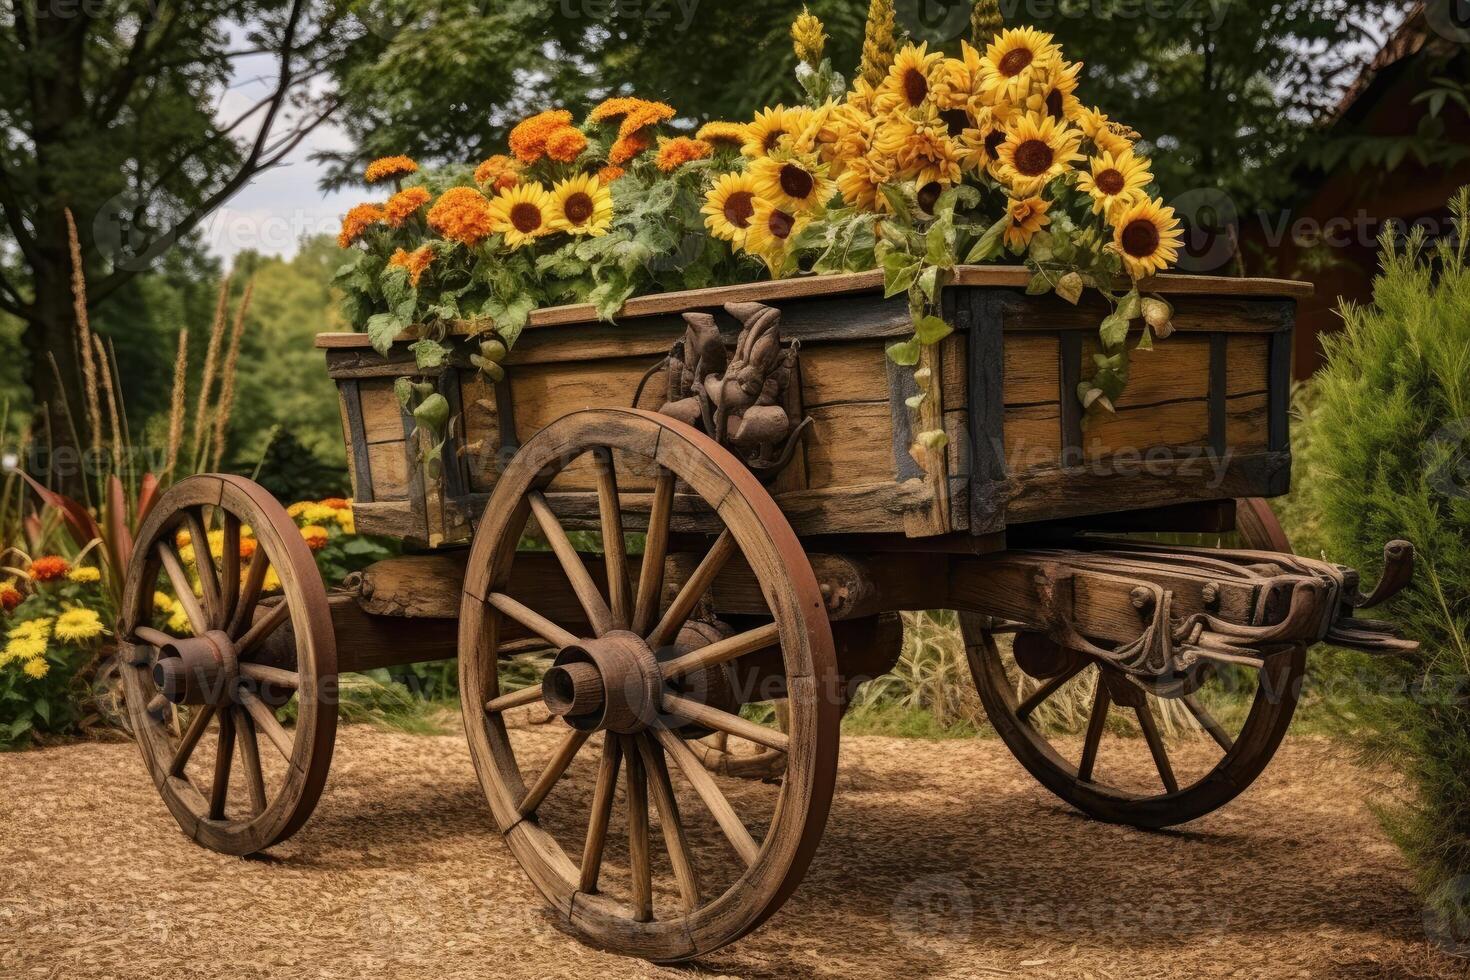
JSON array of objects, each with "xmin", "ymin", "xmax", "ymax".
[
  {"xmin": 119, "ymin": 475, "xmax": 337, "ymax": 856},
  {"xmin": 459, "ymin": 408, "xmax": 839, "ymax": 962},
  {"xmin": 963, "ymin": 497, "xmax": 1305, "ymax": 828}
]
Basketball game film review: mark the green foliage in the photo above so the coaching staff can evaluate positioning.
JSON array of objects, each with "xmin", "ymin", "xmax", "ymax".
[
  {"xmin": 0, "ymin": 575, "xmax": 112, "ymax": 750},
  {"xmin": 1296, "ymin": 187, "xmax": 1470, "ymax": 922}
]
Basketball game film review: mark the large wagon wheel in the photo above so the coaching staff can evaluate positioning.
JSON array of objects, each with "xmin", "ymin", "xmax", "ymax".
[
  {"xmin": 459, "ymin": 408, "xmax": 839, "ymax": 962},
  {"xmin": 119, "ymin": 475, "xmax": 337, "ymax": 855},
  {"xmin": 964, "ymin": 498, "xmax": 1305, "ymax": 828}
]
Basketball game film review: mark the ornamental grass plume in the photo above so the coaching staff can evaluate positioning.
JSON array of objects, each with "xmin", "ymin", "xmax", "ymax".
[
  {"xmin": 791, "ymin": 7, "xmax": 826, "ymax": 67},
  {"xmin": 970, "ymin": 0, "xmax": 1004, "ymax": 45},
  {"xmin": 859, "ymin": 0, "xmax": 897, "ymax": 89},
  {"xmin": 64, "ymin": 208, "xmax": 104, "ymax": 462},
  {"xmin": 211, "ymin": 279, "xmax": 253, "ymax": 469},
  {"xmin": 165, "ymin": 329, "xmax": 188, "ymax": 480},
  {"xmin": 191, "ymin": 276, "xmax": 231, "ymax": 467}
]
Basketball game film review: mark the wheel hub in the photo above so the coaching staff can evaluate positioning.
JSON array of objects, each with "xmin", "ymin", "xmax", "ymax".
[
  {"xmin": 543, "ymin": 631, "xmax": 663, "ymax": 733},
  {"xmin": 152, "ymin": 630, "xmax": 239, "ymax": 707}
]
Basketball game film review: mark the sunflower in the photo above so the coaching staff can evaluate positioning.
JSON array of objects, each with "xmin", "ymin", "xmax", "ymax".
[
  {"xmin": 994, "ymin": 113, "xmax": 1082, "ymax": 195},
  {"xmin": 388, "ymin": 246, "xmax": 434, "ymax": 287},
  {"xmin": 750, "ymin": 150, "xmax": 834, "ymax": 213},
  {"xmin": 548, "ymin": 174, "xmax": 614, "ymax": 236},
  {"xmin": 1076, "ymin": 149, "xmax": 1152, "ymax": 217},
  {"xmin": 474, "ymin": 155, "xmax": 521, "ymax": 192},
  {"xmin": 490, "ymin": 183, "xmax": 556, "ymax": 248},
  {"xmin": 383, "ymin": 187, "xmax": 431, "ymax": 228},
  {"xmin": 364, "ymin": 155, "xmax": 418, "ymax": 184},
  {"xmin": 703, "ymin": 171, "xmax": 761, "ymax": 244},
  {"xmin": 874, "ymin": 43, "xmax": 944, "ymax": 114},
  {"xmin": 1003, "ymin": 196, "xmax": 1051, "ymax": 250},
  {"xmin": 742, "ymin": 105, "xmax": 809, "ymax": 159},
  {"xmin": 979, "ymin": 27, "xmax": 1060, "ymax": 105},
  {"xmin": 1020, "ymin": 59, "xmax": 1082, "ymax": 122},
  {"xmin": 508, "ymin": 109, "xmax": 575, "ymax": 164},
  {"xmin": 930, "ymin": 41, "xmax": 984, "ymax": 112},
  {"xmin": 54, "ymin": 608, "xmax": 104, "ymax": 643},
  {"xmin": 336, "ymin": 203, "xmax": 383, "ymax": 248},
  {"xmin": 836, "ymin": 155, "xmax": 893, "ymax": 212},
  {"xmin": 655, "ymin": 137, "xmax": 713, "ymax": 173},
  {"xmin": 427, "ymin": 187, "xmax": 498, "ymax": 247},
  {"xmin": 873, "ymin": 108, "xmax": 963, "ymax": 188},
  {"xmin": 1075, "ymin": 105, "xmax": 1136, "ymax": 156},
  {"xmin": 742, "ymin": 199, "xmax": 809, "ymax": 272},
  {"xmin": 1111, "ymin": 197, "xmax": 1184, "ymax": 280},
  {"xmin": 696, "ymin": 121, "xmax": 748, "ymax": 150}
]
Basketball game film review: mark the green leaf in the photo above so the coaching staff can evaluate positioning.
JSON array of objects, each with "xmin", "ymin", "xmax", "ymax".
[
  {"xmin": 394, "ymin": 377, "xmax": 415, "ymax": 410},
  {"xmin": 1025, "ymin": 272, "xmax": 1052, "ymax": 295},
  {"xmin": 367, "ymin": 312, "xmax": 407, "ymax": 356},
  {"xmin": 886, "ymin": 337, "xmax": 922, "ymax": 366},
  {"xmin": 880, "ymin": 185, "xmax": 915, "ymax": 226},
  {"xmin": 913, "ymin": 314, "xmax": 953, "ymax": 345},
  {"xmin": 1116, "ymin": 288, "xmax": 1142, "ymax": 320},
  {"xmin": 1099, "ymin": 311, "xmax": 1131, "ymax": 350},
  {"xmin": 1055, "ymin": 271, "xmax": 1084, "ymax": 305},
  {"xmin": 409, "ymin": 338, "xmax": 451, "ymax": 370},
  {"xmin": 965, "ymin": 218, "xmax": 1005, "ymax": 263},
  {"xmin": 917, "ymin": 265, "xmax": 940, "ymax": 302},
  {"xmin": 905, "ymin": 392, "xmax": 927, "ymax": 410},
  {"xmin": 882, "ymin": 251, "xmax": 921, "ymax": 298}
]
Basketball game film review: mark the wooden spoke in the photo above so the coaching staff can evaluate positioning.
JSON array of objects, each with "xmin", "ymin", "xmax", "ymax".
[
  {"xmin": 1134, "ymin": 704, "xmax": 1180, "ymax": 794},
  {"xmin": 133, "ymin": 625, "xmax": 175, "ymax": 649},
  {"xmin": 1076, "ymin": 676, "xmax": 1111, "ymax": 783},
  {"xmin": 528, "ymin": 491, "xmax": 614, "ymax": 636},
  {"xmin": 663, "ymin": 693, "xmax": 789, "ymax": 754},
  {"xmin": 184, "ymin": 508, "xmax": 222, "ymax": 630},
  {"xmin": 593, "ymin": 450, "xmax": 632, "ymax": 629},
  {"xmin": 209, "ymin": 709, "xmax": 236, "ymax": 821},
  {"xmin": 219, "ymin": 514, "xmax": 242, "ymax": 634},
  {"xmin": 235, "ymin": 707, "xmax": 268, "ymax": 817},
  {"xmin": 579, "ymin": 736, "xmax": 623, "ymax": 893},
  {"xmin": 1182, "ymin": 693, "xmax": 1234, "ymax": 753},
  {"xmin": 157, "ymin": 541, "xmax": 208, "ymax": 636},
  {"xmin": 229, "ymin": 550, "xmax": 271, "ymax": 638},
  {"xmin": 648, "ymin": 530, "xmax": 736, "ymax": 650},
  {"xmin": 484, "ymin": 683, "xmax": 546, "ymax": 715},
  {"xmin": 488, "ymin": 592, "xmax": 579, "ymax": 651},
  {"xmin": 632, "ymin": 469, "xmax": 675, "ymax": 636},
  {"xmin": 624, "ymin": 735, "xmax": 653, "ymax": 923},
  {"xmin": 169, "ymin": 705, "xmax": 216, "ymax": 777},
  {"xmin": 517, "ymin": 728, "xmax": 591, "ymax": 818},
  {"xmin": 638, "ymin": 735, "xmax": 701, "ymax": 913},
  {"xmin": 655, "ymin": 727, "xmax": 759, "ymax": 867},
  {"xmin": 660, "ymin": 622, "xmax": 780, "ymax": 683},
  {"xmin": 239, "ymin": 662, "xmax": 300, "ymax": 691},
  {"xmin": 237, "ymin": 600, "xmax": 291, "ymax": 657},
  {"xmin": 1016, "ymin": 659, "xmax": 1090, "ymax": 722},
  {"xmin": 239, "ymin": 689, "xmax": 293, "ymax": 761}
]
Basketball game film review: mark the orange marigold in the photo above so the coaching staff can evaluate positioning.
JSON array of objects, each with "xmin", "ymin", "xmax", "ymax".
[
  {"xmin": 655, "ymin": 137, "xmax": 712, "ymax": 173},
  {"xmin": 238, "ymin": 537, "xmax": 257, "ymax": 561},
  {"xmin": 591, "ymin": 98, "xmax": 675, "ymax": 132},
  {"xmin": 300, "ymin": 525, "xmax": 330, "ymax": 551},
  {"xmin": 383, "ymin": 187, "xmax": 431, "ymax": 227},
  {"xmin": 29, "ymin": 556, "xmax": 69, "ymax": 582},
  {"xmin": 389, "ymin": 246, "xmax": 435, "ymax": 287},
  {"xmin": 619, "ymin": 103, "xmax": 676, "ymax": 140},
  {"xmin": 474, "ymin": 154, "xmax": 521, "ymax": 191},
  {"xmin": 337, "ymin": 203, "xmax": 384, "ymax": 248},
  {"xmin": 427, "ymin": 187, "xmax": 499, "ymax": 247},
  {"xmin": 0, "ymin": 582, "xmax": 22, "ymax": 612},
  {"xmin": 597, "ymin": 165, "xmax": 627, "ymax": 183},
  {"xmin": 508, "ymin": 110, "xmax": 575, "ymax": 164},
  {"xmin": 546, "ymin": 127, "xmax": 589, "ymax": 163},
  {"xmin": 319, "ymin": 497, "xmax": 351, "ymax": 509},
  {"xmin": 609, "ymin": 131, "xmax": 653, "ymax": 166},
  {"xmin": 364, "ymin": 155, "xmax": 418, "ymax": 183}
]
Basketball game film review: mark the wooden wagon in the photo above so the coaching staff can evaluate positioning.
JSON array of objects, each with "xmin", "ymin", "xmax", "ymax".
[{"xmin": 117, "ymin": 267, "xmax": 1417, "ymax": 961}]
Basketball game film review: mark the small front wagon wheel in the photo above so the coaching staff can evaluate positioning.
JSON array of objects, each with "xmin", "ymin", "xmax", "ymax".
[
  {"xmin": 119, "ymin": 475, "xmax": 337, "ymax": 856},
  {"xmin": 458, "ymin": 408, "xmax": 840, "ymax": 962}
]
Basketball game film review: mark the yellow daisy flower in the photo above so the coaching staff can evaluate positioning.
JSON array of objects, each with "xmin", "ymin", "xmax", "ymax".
[
  {"xmin": 9, "ymin": 618, "xmax": 51, "ymax": 640},
  {"xmin": 703, "ymin": 171, "xmax": 761, "ymax": 244},
  {"xmin": 1077, "ymin": 149, "xmax": 1153, "ymax": 217},
  {"xmin": 547, "ymin": 174, "xmax": 614, "ymax": 237},
  {"xmin": 750, "ymin": 151, "xmax": 834, "ymax": 213},
  {"xmin": 22, "ymin": 656, "xmax": 48, "ymax": 679},
  {"xmin": 994, "ymin": 113, "xmax": 1082, "ymax": 195},
  {"xmin": 3, "ymin": 635, "xmax": 47, "ymax": 662},
  {"xmin": 66, "ymin": 566, "xmax": 101, "ymax": 584},
  {"xmin": 489, "ymin": 183, "xmax": 555, "ymax": 249},
  {"xmin": 334, "ymin": 509, "xmax": 355, "ymax": 534},
  {"xmin": 54, "ymin": 608, "xmax": 104, "ymax": 643},
  {"xmin": 1111, "ymin": 197, "xmax": 1185, "ymax": 280}
]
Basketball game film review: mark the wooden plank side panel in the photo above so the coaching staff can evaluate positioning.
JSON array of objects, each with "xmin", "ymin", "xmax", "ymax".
[
  {"xmin": 1003, "ymin": 334, "xmax": 1060, "ymax": 406},
  {"xmin": 1081, "ymin": 334, "xmax": 1212, "ymax": 408}
]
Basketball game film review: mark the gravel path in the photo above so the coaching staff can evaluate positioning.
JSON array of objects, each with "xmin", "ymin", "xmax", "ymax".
[{"xmin": 1, "ymin": 726, "xmax": 1463, "ymax": 979}]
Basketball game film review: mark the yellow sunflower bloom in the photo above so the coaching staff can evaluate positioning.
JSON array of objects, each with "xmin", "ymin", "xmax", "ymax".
[
  {"xmin": 54, "ymin": 608, "xmax": 104, "ymax": 643},
  {"xmin": 836, "ymin": 156, "xmax": 893, "ymax": 212},
  {"xmin": 979, "ymin": 27, "xmax": 1060, "ymax": 105},
  {"xmin": 696, "ymin": 121, "xmax": 749, "ymax": 150},
  {"xmin": 750, "ymin": 151, "xmax": 834, "ymax": 213},
  {"xmin": 874, "ymin": 42, "xmax": 945, "ymax": 114},
  {"xmin": 703, "ymin": 172, "xmax": 761, "ymax": 244},
  {"xmin": 1110, "ymin": 197, "xmax": 1185, "ymax": 280},
  {"xmin": 742, "ymin": 105, "xmax": 810, "ymax": 160},
  {"xmin": 1076, "ymin": 149, "xmax": 1153, "ymax": 217},
  {"xmin": 1004, "ymin": 196, "xmax": 1052, "ymax": 250},
  {"xmin": 489, "ymin": 183, "xmax": 556, "ymax": 249},
  {"xmin": 994, "ymin": 113, "xmax": 1082, "ymax": 195},
  {"xmin": 1020, "ymin": 59, "xmax": 1083, "ymax": 122},
  {"xmin": 742, "ymin": 199, "xmax": 810, "ymax": 273},
  {"xmin": 548, "ymin": 174, "xmax": 614, "ymax": 237}
]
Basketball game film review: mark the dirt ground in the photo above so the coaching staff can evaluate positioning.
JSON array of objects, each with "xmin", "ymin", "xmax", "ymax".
[{"xmin": 1, "ymin": 725, "xmax": 1465, "ymax": 980}]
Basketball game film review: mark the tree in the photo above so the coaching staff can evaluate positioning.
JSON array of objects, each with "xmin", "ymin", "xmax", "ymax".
[{"xmin": 0, "ymin": 0, "xmax": 346, "ymax": 483}]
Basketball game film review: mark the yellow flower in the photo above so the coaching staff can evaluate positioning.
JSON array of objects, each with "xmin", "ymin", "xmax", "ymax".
[
  {"xmin": 5, "ymin": 636, "xmax": 47, "ymax": 661},
  {"xmin": 1110, "ymin": 196, "xmax": 1184, "ymax": 279},
  {"xmin": 742, "ymin": 199, "xmax": 810, "ymax": 273},
  {"xmin": 334, "ymin": 509, "xmax": 355, "ymax": 534},
  {"xmin": 54, "ymin": 608, "xmax": 104, "ymax": 643},
  {"xmin": 930, "ymin": 41, "xmax": 984, "ymax": 111},
  {"xmin": 874, "ymin": 43, "xmax": 944, "ymax": 114},
  {"xmin": 546, "ymin": 127, "xmax": 589, "ymax": 163},
  {"xmin": 300, "ymin": 525, "xmax": 331, "ymax": 551},
  {"xmin": 153, "ymin": 590, "xmax": 176, "ymax": 613},
  {"xmin": 655, "ymin": 137, "xmax": 713, "ymax": 173},
  {"xmin": 489, "ymin": 183, "xmax": 556, "ymax": 249},
  {"xmin": 1077, "ymin": 149, "xmax": 1153, "ymax": 217},
  {"xmin": 427, "ymin": 187, "xmax": 499, "ymax": 247},
  {"xmin": 696, "ymin": 121, "xmax": 748, "ymax": 149},
  {"xmin": 262, "ymin": 567, "xmax": 282, "ymax": 593},
  {"xmin": 286, "ymin": 501, "xmax": 311, "ymax": 518},
  {"xmin": 9, "ymin": 618, "xmax": 51, "ymax": 641},
  {"xmin": 836, "ymin": 156, "xmax": 892, "ymax": 212},
  {"xmin": 703, "ymin": 171, "xmax": 761, "ymax": 244},
  {"xmin": 302, "ymin": 503, "xmax": 339, "ymax": 524},
  {"xmin": 67, "ymin": 566, "xmax": 101, "ymax": 584},
  {"xmin": 742, "ymin": 105, "xmax": 809, "ymax": 159},
  {"xmin": 22, "ymin": 656, "xmax": 48, "ymax": 679},
  {"xmin": 167, "ymin": 605, "xmax": 192, "ymax": 634},
  {"xmin": 1018, "ymin": 59, "xmax": 1082, "ymax": 122},
  {"xmin": 547, "ymin": 174, "xmax": 614, "ymax": 237},
  {"xmin": 994, "ymin": 113, "xmax": 1082, "ymax": 195},
  {"xmin": 791, "ymin": 7, "xmax": 827, "ymax": 66},
  {"xmin": 750, "ymin": 151, "xmax": 834, "ymax": 214},
  {"xmin": 1003, "ymin": 196, "xmax": 1051, "ymax": 250},
  {"xmin": 872, "ymin": 108, "xmax": 964, "ymax": 188},
  {"xmin": 364, "ymin": 156, "xmax": 418, "ymax": 183},
  {"xmin": 979, "ymin": 27, "xmax": 1060, "ymax": 105}
]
